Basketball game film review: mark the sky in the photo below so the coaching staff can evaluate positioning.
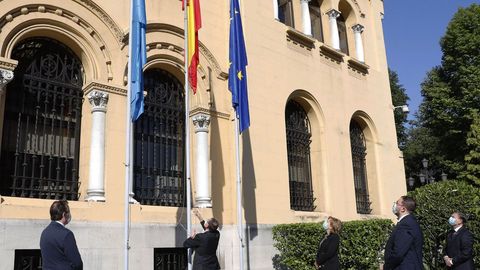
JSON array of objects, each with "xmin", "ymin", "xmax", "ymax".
[{"xmin": 382, "ymin": 0, "xmax": 478, "ymax": 121}]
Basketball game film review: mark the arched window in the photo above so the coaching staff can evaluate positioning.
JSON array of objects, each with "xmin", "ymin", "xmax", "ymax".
[
  {"xmin": 309, "ymin": 0, "xmax": 323, "ymax": 41},
  {"xmin": 278, "ymin": 0, "xmax": 295, "ymax": 28},
  {"xmin": 0, "ymin": 38, "xmax": 84, "ymax": 200},
  {"xmin": 337, "ymin": 14, "xmax": 349, "ymax": 55},
  {"xmin": 133, "ymin": 69, "xmax": 185, "ymax": 206},
  {"xmin": 349, "ymin": 121, "xmax": 371, "ymax": 214},
  {"xmin": 285, "ymin": 100, "xmax": 315, "ymax": 211}
]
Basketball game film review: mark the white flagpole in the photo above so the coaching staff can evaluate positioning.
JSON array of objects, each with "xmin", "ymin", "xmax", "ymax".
[
  {"xmin": 124, "ymin": 0, "xmax": 134, "ymax": 269},
  {"xmin": 234, "ymin": 116, "xmax": 245, "ymax": 270},
  {"xmin": 184, "ymin": 2, "xmax": 193, "ymax": 270}
]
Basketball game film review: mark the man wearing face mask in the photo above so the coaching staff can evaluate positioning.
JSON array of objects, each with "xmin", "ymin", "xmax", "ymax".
[
  {"xmin": 40, "ymin": 200, "xmax": 83, "ymax": 270},
  {"xmin": 443, "ymin": 211, "xmax": 474, "ymax": 269},
  {"xmin": 384, "ymin": 196, "xmax": 424, "ymax": 270}
]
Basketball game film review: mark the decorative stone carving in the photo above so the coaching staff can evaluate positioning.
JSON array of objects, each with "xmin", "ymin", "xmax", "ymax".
[
  {"xmin": 0, "ymin": 69, "xmax": 14, "ymax": 94},
  {"xmin": 352, "ymin": 24, "xmax": 364, "ymax": 34},
  {"xmin": 87, "ymin": 90, "xmax": 109, "ymax": 112},
  {"xmin": 193, "ymin": 113, "xmax": 211, "ymax": 133}
]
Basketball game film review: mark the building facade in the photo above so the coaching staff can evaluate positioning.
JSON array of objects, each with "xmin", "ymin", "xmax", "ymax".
[{"xmin": 0, "ymin": 0, "xmax": 406, "ymax": 269}]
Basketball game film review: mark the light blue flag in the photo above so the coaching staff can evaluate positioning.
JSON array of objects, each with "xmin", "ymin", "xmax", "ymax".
[
  {"xmin": 130, "ymin": 0, "xmax": 147, "ymax": 121},
  {"xmin": 228, "ymin": 0, "xmax": 250, "ymax": 133}
]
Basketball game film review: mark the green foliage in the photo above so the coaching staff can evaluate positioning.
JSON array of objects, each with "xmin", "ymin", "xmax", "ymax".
[
  {"xmin": 272, "ymin": 219, "xmax": 393, "ymax": 270},
  {"xmin": 408, "ymin": 180, "xmax": 480, "ymax": 269},
  {"xmin": 464, "ymin": 111, "xmax": 480, "ymax": 186},
  {"xmin": 389, "ymin": 69, "xmax": 410, "ymax": 149},
  {"xmin": 405, "ymin": 4, "xmax": 480, "ymax": 181}
]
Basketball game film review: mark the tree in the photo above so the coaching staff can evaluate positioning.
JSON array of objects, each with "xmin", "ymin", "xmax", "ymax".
[
  {"xmin": 406, "ymin": 4, "xmax": 480, "ymax": 182},
  {"xmin": 464, "ymin": 110, "xmax": 480, "ymax": 186},
  {"xmin": 389, "ymin": 69, "xmax": 409, "ymax": 149}
]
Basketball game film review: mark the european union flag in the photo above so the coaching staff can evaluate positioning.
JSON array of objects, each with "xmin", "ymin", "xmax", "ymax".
[
  {"xmin": 228, "ymin": 0, "xmax": 250, "ymax": 133},
  {"xmin": 130, "ymin": 0, "xmax": 147, "ymax": 121}
]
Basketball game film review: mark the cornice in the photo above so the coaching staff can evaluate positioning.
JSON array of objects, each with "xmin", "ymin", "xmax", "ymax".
[
  {"xmin": 0, "ymin": 57, "xmax": 18, "ymax": 71},
  {"xmin": 83, "ymin": 80, "xmax": 127, "ymax": 96}
]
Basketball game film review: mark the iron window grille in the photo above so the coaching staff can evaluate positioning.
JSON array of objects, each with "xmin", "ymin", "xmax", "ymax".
[
  {"xmin": 285, "ymin": 100, "xmax": 316, "ymax": 211},
  {"xmin": 14, "ymin": 249, "xmax": 42, "ymax": 270},
  {"xmin": 154, "ymin": 248, "xmax": 187, "ymax": 270},
  {"xmin": 0, "ymin": 38, "xmax": 83, "ymax": 200},
  {"xmin": 350, "ymin": 121, "xmax": 372, "ymax": 214},
  {"xmin": 133, "ymin": 69, "xmax": 186, "ymax": 207}
]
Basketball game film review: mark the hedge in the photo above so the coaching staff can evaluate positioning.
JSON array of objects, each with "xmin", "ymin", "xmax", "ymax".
[
  {"xmin": 409, "ymin": 180, "xmax": 480, "ymax": 269},
  {"xmin": 272, "ymin": 219, "xmax": 393, "ymax": 270}
]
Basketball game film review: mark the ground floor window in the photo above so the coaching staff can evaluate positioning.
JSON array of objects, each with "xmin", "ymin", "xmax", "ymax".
[
  {"xmin": 14, "ymin": 249, "xmax": 42, "ymax": 270},
  {"xmin": 154, "ymin": 248, "xmax": 187, "ymax": 270}
]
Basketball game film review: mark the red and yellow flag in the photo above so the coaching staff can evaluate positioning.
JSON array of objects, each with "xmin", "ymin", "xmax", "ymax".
[{"xmin": 183, "ymin": 0, "xmax": 202, "ymax": 94}]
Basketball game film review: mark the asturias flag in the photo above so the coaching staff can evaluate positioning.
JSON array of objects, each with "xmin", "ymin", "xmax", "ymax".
[
  {"xmin": 130, "ymin": 0, "xmax": 147, "ymax": 121},
  {"xmin": 183, "ymin": 0, "xmax": 202, "ymax": 94},
  {"xmin": 228, "ymin": 0, "xmax": 249, "ymax": 133}
]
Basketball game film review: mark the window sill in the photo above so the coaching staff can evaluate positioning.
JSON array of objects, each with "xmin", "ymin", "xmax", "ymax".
[
  {"xmin": 319, "ymin": 44, "xmax": 344, "ymax": 64},
  {"xmin": 286, "ymin": 27, "xmax": 316, "ymax": 51},
  {"xmin": 347, "ymin": 58, "xmax": 369, "ymax": 75}
]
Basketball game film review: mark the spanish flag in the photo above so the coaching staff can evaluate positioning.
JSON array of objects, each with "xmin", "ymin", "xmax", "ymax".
[{"xmin": 183, "ymin": 0, "xmax": 202, "ymax": 93}]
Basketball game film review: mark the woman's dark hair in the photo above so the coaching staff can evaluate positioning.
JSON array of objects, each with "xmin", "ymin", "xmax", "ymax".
[{"xmin": 50, "ymin": 200, "xmax": 70, "ymax": 221}]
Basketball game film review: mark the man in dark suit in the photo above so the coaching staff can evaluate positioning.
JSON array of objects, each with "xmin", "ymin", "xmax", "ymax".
[
  {"xmin": 40, "ymin": 200, "xmax": 83, "ymax": 270},
  {"xmin": 384, "ymin": 196, "xmax": 424, "ymax": 270},
  {"xmin": 443, "ymin": 211, "xmax": 475, "ymax": 269},
  {"xmin": 183, "ymin": 210, "xmax": 221, "ymax": 270}
]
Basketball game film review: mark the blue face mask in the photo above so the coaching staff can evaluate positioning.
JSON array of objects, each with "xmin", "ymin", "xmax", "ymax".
[
  {"xmin": 323, "ymin": 220, "xmax": 329, "ymax": 230},
  {"xmin": 448, "ymin": 216, "xmax": 456, "ymax": 226}
]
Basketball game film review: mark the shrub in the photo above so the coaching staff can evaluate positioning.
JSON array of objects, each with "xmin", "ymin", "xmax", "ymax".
[
  {"xmin": 272, "ymin": 219, "xmax": 393, "ymax": 270},
  {"xmin": 409, "ymin": 180, "xmax": 480, "ymax": 269}
]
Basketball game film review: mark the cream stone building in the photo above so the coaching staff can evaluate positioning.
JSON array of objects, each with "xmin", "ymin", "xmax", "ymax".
[{"xmin": 0, "ymin": 0, "xmax": 406, "ymax": 269}]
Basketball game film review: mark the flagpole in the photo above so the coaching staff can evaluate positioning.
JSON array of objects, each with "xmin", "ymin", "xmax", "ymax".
[
  {"xmin": 124, "ymin": 0, "xmax": 134, "ymax": 269},
  {"xmin": 234, "ymin": 116, "xmax": 245, "ymax": 270},
  {"xmin": 184, "ymin": 2, "xmax": 193, "ymax": 270}
]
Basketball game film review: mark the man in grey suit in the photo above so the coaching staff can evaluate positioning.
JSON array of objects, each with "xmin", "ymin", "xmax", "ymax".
[
  {"xmin": 384, "ymin": 196, "xmax": 424, "ymax": 270},
  {"xmin": 40, "ymin": 200, "xmax": 83, "ymax": 270}
]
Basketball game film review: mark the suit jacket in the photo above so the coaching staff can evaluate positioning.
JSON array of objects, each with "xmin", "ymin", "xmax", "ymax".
[
  {"xmin": 316, "ymin": 233, "xmax": 340, "ymax": 270},
  {"xmin": 40, "ymin": 221, "xmax": 83, "ymax": 270},
  {"xmin": 384, "ymin": 214, "xmax": 424, "ymax": 270},
  {"xmin": 183, "ymin": 221, "xmax": 220, "ymax": 270},
  {"xmin": 444, "ymin": 226, "xmax": 475, "ymax": 270}
]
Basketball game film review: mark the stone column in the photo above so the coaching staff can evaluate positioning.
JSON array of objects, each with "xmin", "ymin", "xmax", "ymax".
[
  {"xmin": 301, "ymin": 0, "xmax": 312, "ymax": 36},
  {"xmin": 192, "ymin": 113, "xmax": 211, "ymax": 208},
  {"xmin": 326, "ymin": 9, "xmax": 341, "ymax": 50},
  {"xmin": 86, "ymin": 90, "xmax": 109, "ymax": 201},
  {"xmin": 352, "ymin": 24, "xmax": 365, "ymax": 62},
  {"xmin": 0, "ymin": 68, "xmax": 14, "ymax": 154},
  {"xmin": 273, "ymin": 0, "xmax": 279, "ymax": 20}
]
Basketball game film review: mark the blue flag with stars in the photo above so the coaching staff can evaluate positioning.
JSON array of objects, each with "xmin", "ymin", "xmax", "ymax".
[{"xmin": 228, "ymin": 0, "xmax": 250, "ymax": 133}]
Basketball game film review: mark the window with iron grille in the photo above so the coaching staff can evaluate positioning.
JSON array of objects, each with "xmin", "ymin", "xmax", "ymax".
[
  {"xmin": 133, "ymin": 69, "xmax": 185, "ymax": 206},
  {"xmin": 337, "ymin": 14, "xmax": 349, "ymax": 55},
  {"xmin": 14, "ymin": 249, "xmax": 42, "ymax": 270},
  {"xmin": 285, "ymin": 100, "xmax": 315, "ymax": 211},
  {"xmin": 278, "ymin": 0, "xmax": 295, "ymax": 28},
  {"xmin": 154, "ymin": 248, "xmax": 187, "ymax": 270},
  {"xmin": 350, "ymin": 121, "xmax": 372, "ymax": 214},
  {"xmin": 309, "ymin": 0, "xmax": 323, "ymax": 41},
  {"xmin": 0, "ymin": 38, "xmax": 83, "ymax": 200}
]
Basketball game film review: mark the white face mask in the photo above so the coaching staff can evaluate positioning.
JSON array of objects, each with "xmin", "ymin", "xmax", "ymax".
[
  {"xmin": 448, "ymin": 216, "xmax": 456, "ymax": 226},
  {"xmin": 392, "ymin": 202, "xmax": 399, "ymax": 215},
  {"xmin": 322, "ymin": 219, "xmax": 329, "ymax": 230}
]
